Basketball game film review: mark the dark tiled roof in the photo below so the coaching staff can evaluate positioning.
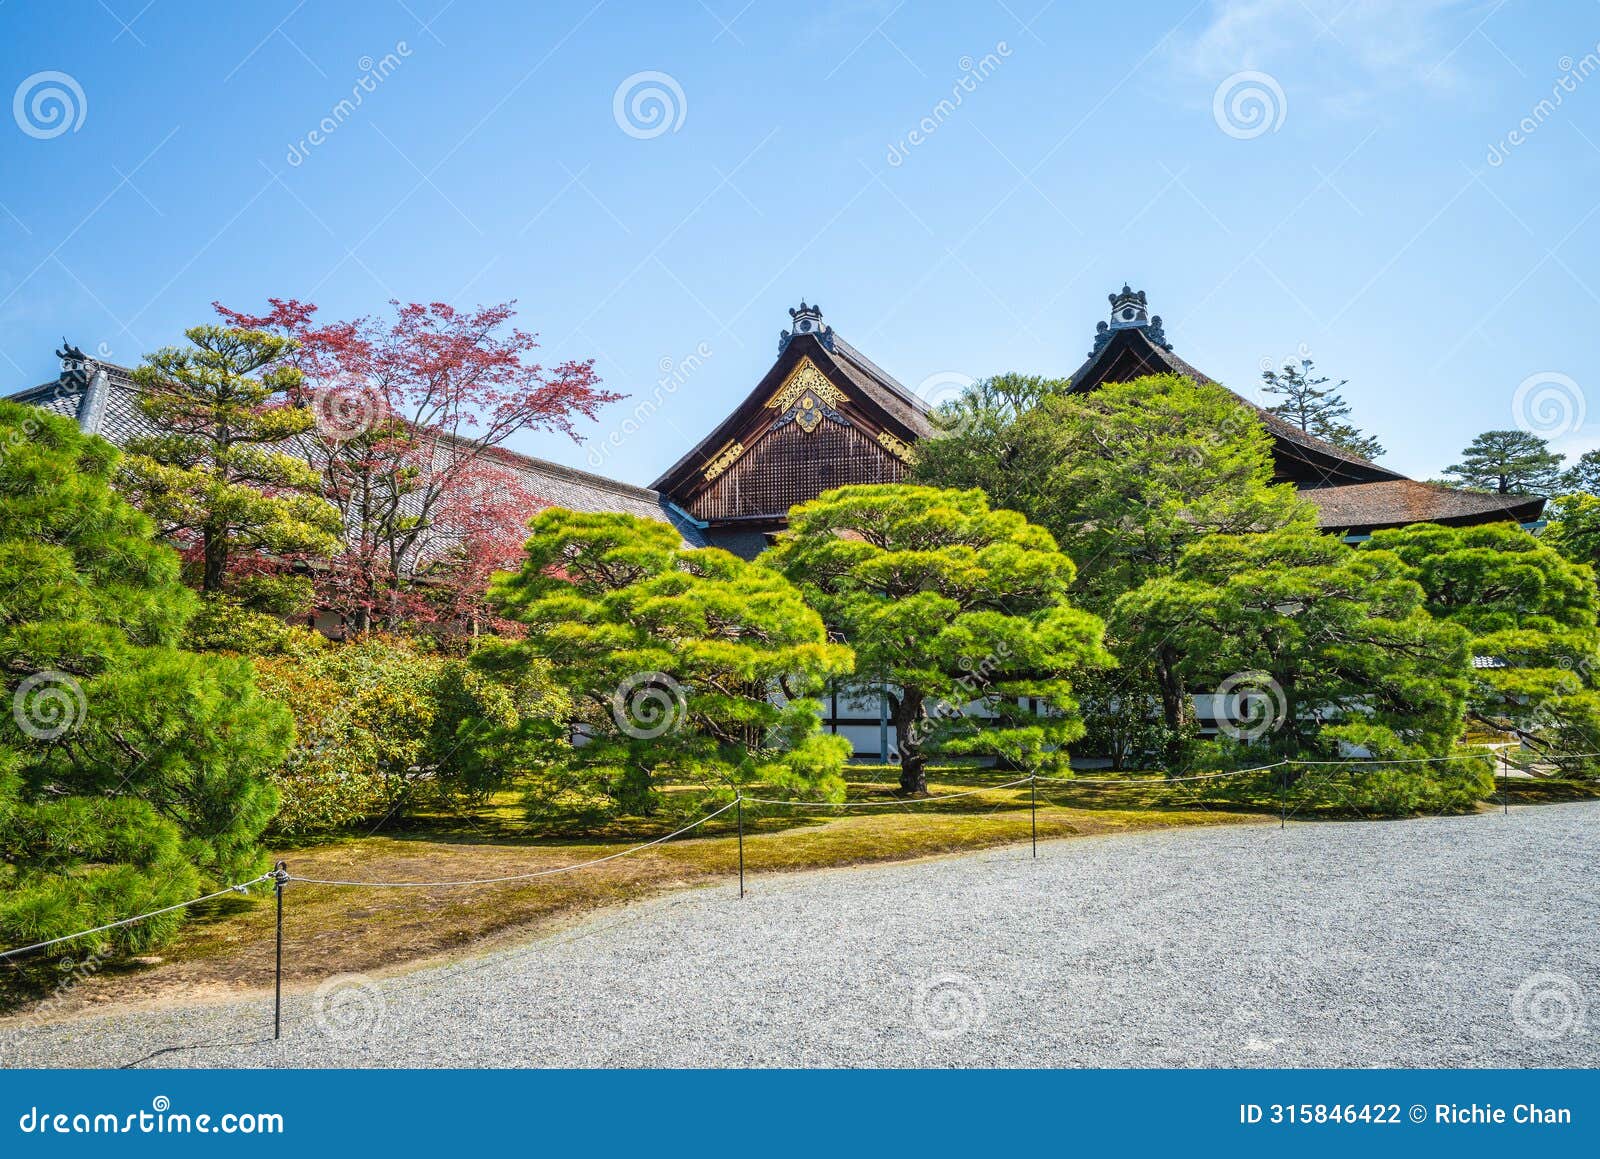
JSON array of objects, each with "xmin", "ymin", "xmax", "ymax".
[
  {"xmin": 8, "ymin": 362, "xmax": 706, "ymax": 547},
  {"xmin": 1065, "ymin": 326, "xmax": 1405, "ymax": 487},
  {"xmin": 1304, "ymin": 479, "xmax": 1546, "ymax": 533},
  {"xmin": 828, "ymin": 333, "xmax": 936, "ymax": 440}
]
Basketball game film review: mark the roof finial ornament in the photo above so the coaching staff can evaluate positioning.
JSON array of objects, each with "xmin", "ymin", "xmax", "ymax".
[
  {"xmin": 1091, "ymin": 285, "xmax": 1170, "ymax": 356},
  {"xmin": 779, "ymin": 300, "xmax": 834, "ymax": 355},
  {"xmin": 55, "ymin": 338, "xmax": 90, "ymax": 387}
]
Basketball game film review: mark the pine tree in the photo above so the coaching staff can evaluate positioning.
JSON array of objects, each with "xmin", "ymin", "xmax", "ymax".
[
  {"xmin": 1443, "ymin": 430, "xmax": 1564, "ymax": 495},
  {"xmin": 1369, "ymin": 522, "xmax": 1600, "ymax": 774},
  {"xmin": 1115, "ymin": 530, "xmax": 1481, "ymax": 811},
  {"xmin": 1559, "ymin": 448, "xmax": 1600, "ymax": 496},
  {"xmin": 481, "ymin": 510, "xmax": 854, "ymax": 814},
  {"xmin": 766, "ymin": 485, "xmax": 1111, "ymax": 795},
  {"xmin": 0, "ymin": 401, "xmax": 291, "ymax": 975},
  {"xmin": 1260, "ymin": 359, "xmax": 1384, "ymax": 460},
  {"xmin": 118, "ymin": 325, "xmax": 342, "ymax": 606}
]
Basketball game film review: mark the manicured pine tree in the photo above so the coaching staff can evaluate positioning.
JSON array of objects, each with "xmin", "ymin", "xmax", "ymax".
[
  {"xmin": 1559, "ymin": 448, "xmax": 1600, "ymax": 496},
  {"xmin": 1113, "ymin": 529, "xmax": 1483, "ymax": 812},
  {"xmin": 0, "ymin": 401, "xmax": 291, "ymax": 970},
  {"xmin": 480, "ymin": 510, "xmax": 854, "ymax": 813},
  {"xmin": 765, "ymin": 484, "xmax": 1111, "ymax": 795},
  {"xmin": 1443, "ymin": 430, "xmax": 1564, "ymax": 495},
  {"xmin": 118, "ymin": 324, "xmax": 342, "ymax": 608},
  {"xmin": 1367, "ymin": 522, "xmax": 1600, "ymax": 771}
]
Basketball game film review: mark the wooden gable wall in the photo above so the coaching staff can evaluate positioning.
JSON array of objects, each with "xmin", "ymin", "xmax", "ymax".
[{"xmin": 672, "ymin": 351, "xmax": 916, "ymax": 524}]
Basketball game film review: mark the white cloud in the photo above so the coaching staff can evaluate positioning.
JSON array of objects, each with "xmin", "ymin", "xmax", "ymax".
[{"xmin": 1178, "ymin": 0, "xmax": 1480, "ymax": 106}]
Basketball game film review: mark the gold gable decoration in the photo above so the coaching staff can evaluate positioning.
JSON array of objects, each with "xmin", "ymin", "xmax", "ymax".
[
  {"xmin": 877, "ymin": 430, "xmax": 915, "ymax": 463},
  {"xmin": 767, "ymin": 357, "xmax": 846, "ymax": 412},
  {"xmin": 702, "ymin": 439, "xmax": 745, "ymax": 482}
]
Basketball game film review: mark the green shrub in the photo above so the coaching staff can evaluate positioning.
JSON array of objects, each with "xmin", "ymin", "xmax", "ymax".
[
  {"xmin": 253, "ymin": 635, "xmax": 561, "ymax": 836},
  {"xmin": 0, "ymin": 401, "xmax": 290, "ymax": 973}
]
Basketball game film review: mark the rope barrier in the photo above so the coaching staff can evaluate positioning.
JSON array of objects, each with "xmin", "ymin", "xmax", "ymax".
[
  {"xmin": 1288, "ymin": 752, "xmax": 1507, "ymax": 767},
  {"xmin": 7, "ymin": 741, "xmax": 1590, "ymax": 984},
  {"xmin": 0, "ymin": 873, "xmax": 274, "ymax": 962},
  {"xmin": 290, "ymin": 799, "xmax": 739, "ymax": 888},
  {"xmin": 1034, "ymin": 761, "xmax": 1285, "ymax": 786},
  {"xmin": 742, "ymin": 777, "xmax": 1032, "ymax": 808}
]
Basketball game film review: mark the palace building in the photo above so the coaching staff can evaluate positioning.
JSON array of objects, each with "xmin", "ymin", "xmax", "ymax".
[
  {"xmin": 649, "ymin": 302, "xmax": 936, "ymax": 557},
  {"xmin": 653, "ymin": 289, "xmax": 1545, "ymax": 554},
  {"xmin": 7, "ymin": 289, "xmax": 1550, "ymax": 760},
  {"xmin": 11, "ymin": 289, "xmax": 1544, "ymax": 560}
]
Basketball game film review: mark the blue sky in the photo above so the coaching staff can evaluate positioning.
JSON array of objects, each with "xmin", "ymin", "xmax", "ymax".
[{"xmin": 2, "ymin": 0, "xmax": 1598, "ymax": 486}]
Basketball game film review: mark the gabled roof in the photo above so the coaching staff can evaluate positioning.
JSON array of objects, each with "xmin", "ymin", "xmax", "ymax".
[
  {"xmin": 650, "ymin": 310, "xmax": 934, "ymax": 501},
  {"xmin": 1061, "ymin": 287, "xmax": 1546, "ymax": 533},
  {"xmin": 1065, "ymin": 323, "xmax": 1405, "ymax": 488},
  {"xmin": 1301, "ymin": 479, "xmax": 1546, "ymax": 534},
  {"xmin": 8, "ymin": 360, "xmax": 706, "ymax": 546}
]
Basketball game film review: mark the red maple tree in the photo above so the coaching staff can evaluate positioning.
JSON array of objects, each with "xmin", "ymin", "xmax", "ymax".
[{"xmin": 215, "ymin": 297, "xmax": 617, "ymax": 634}]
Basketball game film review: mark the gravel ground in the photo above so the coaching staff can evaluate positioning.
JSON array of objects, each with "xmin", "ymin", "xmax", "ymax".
[{"xmin": 4, "ymin": 804, "xmax": 1598, "ymax": 1069}]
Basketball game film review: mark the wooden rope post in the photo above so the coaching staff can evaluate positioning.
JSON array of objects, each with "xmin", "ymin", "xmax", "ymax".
[
  {"xmin": 1030, "ymin": 773, "xmax": 1037, "ymax": 859},
  {"xmin": 736, "ymin": 793, "xmax": 745, "ymax": 899},
  {"xmin": 272, "ymin": 860, "xmax": 288, "ymax": 1040}
]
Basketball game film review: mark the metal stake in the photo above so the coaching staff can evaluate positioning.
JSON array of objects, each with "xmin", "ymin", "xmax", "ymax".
[
  {"xmin": 736, "ymin": 793, "xmax": 745, "ymax": 899},
  {"xmin": 273, "ymin": 860, "xmax": 287, "ymax": 1040},
  {"xmin": 1030, "ymin": 773, "xmax": 1037, "ymax": 859},
  {"xmin": 1501, "ymin": 747, "xmax": 1509, "ymax": 815}
]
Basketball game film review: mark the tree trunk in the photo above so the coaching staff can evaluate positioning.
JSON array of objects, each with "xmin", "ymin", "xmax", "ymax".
[
  {"xmin": 1155, "ymin": 641, "xmax": 1188, "ymax": 759},
  {"xmin": 201, "ymin": 525, "xmax": 227, "ymax": 594},
  {"xmin": 892, "ymin": 690, "xmax": 927, "ymax": 795}
]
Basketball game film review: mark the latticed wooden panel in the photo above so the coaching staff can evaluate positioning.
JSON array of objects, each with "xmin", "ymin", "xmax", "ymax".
[{"xmin": 689, "ymin": 418, "xmax": 907, "ymax": 521}]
